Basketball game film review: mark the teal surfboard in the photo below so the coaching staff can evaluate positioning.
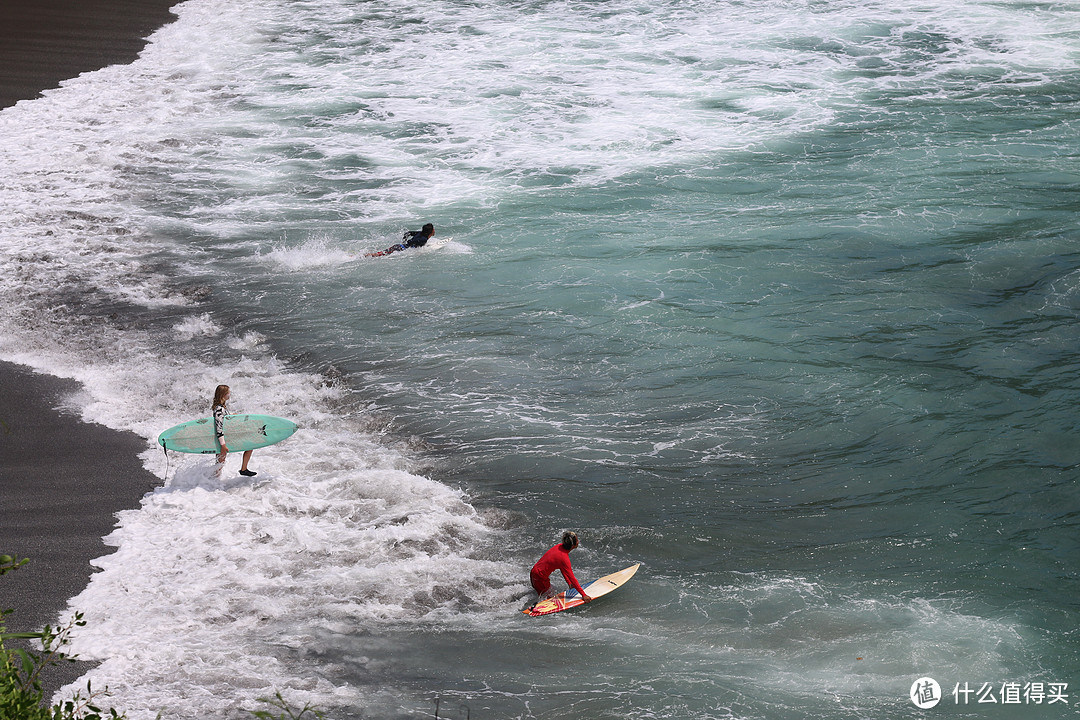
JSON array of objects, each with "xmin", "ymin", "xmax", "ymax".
[{"xmin": 157, "ymin": 414, "xmax": 298, "ymax": 454}]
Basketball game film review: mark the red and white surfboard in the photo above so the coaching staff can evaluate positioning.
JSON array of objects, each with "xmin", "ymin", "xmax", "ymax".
[{"xmin": 523, "ymin": 563, "xmax": 640, "ymax": 617}]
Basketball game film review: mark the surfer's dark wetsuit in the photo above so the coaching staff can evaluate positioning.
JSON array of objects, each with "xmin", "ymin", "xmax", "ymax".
[
  {"xmin": 367, "ymin": 223, "xmax": 435, "ymax": 257},
  {"xmin": 402, "ymin": 229, "xmax": 431, "ymax": 248}
]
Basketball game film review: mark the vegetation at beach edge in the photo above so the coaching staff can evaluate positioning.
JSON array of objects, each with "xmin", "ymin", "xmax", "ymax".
[
  {"xmin": 1, "ymin": 554, "xmax": 125, "ymax": 719},
  {"xmin": 2, "ymin": 554, "xmax": 326, "ymax": 720}
]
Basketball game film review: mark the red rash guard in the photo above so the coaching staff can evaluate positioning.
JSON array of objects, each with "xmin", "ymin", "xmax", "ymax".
[{"xmin": 530, "ymin": 544, "xmax": 586, "ymax": 596}]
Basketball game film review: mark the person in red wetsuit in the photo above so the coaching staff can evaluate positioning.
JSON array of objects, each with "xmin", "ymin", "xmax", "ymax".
[{"xmin": 530, "ymin": 531, "xmax": 593, "ymax": 605}]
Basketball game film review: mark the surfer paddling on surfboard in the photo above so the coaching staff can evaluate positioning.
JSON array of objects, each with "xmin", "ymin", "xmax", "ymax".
[
  {"xmin": 212, "ymin": 384, "xmax": 256, "ymax": 478},
  {"xmin": 530, "ymin": 531, "xmax": 592, "ymax": 609},
  {"xmin": 366, "ymin": 223, "xmax": 435, "ymax": 257}
]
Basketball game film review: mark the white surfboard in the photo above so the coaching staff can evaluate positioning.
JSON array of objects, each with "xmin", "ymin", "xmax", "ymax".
[
  {"xmin": 364, "ymin": 236, "xmax": 452, "ymax": 258},
  {"xmin": 523, "ymin": 563, "xmax": 640, "ymax": 617},
  {"xmin": 420, "ymin": 236, "xmax": 452, "ymax": 251}
]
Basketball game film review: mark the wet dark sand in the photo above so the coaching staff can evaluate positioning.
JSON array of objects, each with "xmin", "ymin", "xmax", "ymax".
[
  {"xmin": 0, "ymin": 0, "xmax": 178, "ymax": 109},
  {"xmin": 0, "ymin": 361, "xmax": 161, "ymax": 699}
]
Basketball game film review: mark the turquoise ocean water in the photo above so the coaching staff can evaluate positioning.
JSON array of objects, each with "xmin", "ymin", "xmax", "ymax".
[{"xmin": 1, "ymin": 0, "xmax": 1079, "ymax": 717}]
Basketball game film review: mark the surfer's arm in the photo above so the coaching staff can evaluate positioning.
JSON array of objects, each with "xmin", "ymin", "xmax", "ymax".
[
  {"xmin": 561, "ymin": 568, "xmax": 591, "ymax": 601},
  {"xmin": 213, "ymin": 405, "xmax": 228, "ymax": 453}
]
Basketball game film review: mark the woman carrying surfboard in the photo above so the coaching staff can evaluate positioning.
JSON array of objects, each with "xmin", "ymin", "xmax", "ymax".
[
  {"xmin": 213, "ymin": 384, "xmax": 256, "ymax": 478},
  {"xmin": 530, "ymin": 531, "xmax": 592, "ymax": 607}
]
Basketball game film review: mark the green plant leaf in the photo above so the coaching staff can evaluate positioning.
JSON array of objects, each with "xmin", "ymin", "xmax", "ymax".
[
  {"xmin": 1, "ymin": 631, "xmax": 45, "ymax": 641},
  {"xmin": 13, "ymin": 648, "xmax": 36, "ymax": 677}
]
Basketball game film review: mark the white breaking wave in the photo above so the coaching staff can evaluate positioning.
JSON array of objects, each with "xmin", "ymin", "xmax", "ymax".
[{"xmin": 0, "ymin": 1, "xmax": 522, "ymax": 715}]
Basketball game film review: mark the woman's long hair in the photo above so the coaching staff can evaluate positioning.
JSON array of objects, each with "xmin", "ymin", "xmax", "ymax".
[
  {"xmin": 561, "ymin": 531, "xmax": 579, "ymax": 551},
  {"xmin": 212, "ymin": 384, "xmax": 230, "ymax": 409}
]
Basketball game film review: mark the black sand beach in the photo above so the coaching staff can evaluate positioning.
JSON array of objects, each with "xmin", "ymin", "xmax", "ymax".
[
  {"xmin": 0, "ymin": 361, "xmax": 161, "ymax": 696},
  {"xmin": 0, "ymin": 360, "xmax": 160, "ymax": 629},
  {"xmin": 0, "ymin": 0, "xmax": 178, "ymax": 108},
  {"xmin": 1, "ymin": 0, "xmax": 177, "ymax": 699}
]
